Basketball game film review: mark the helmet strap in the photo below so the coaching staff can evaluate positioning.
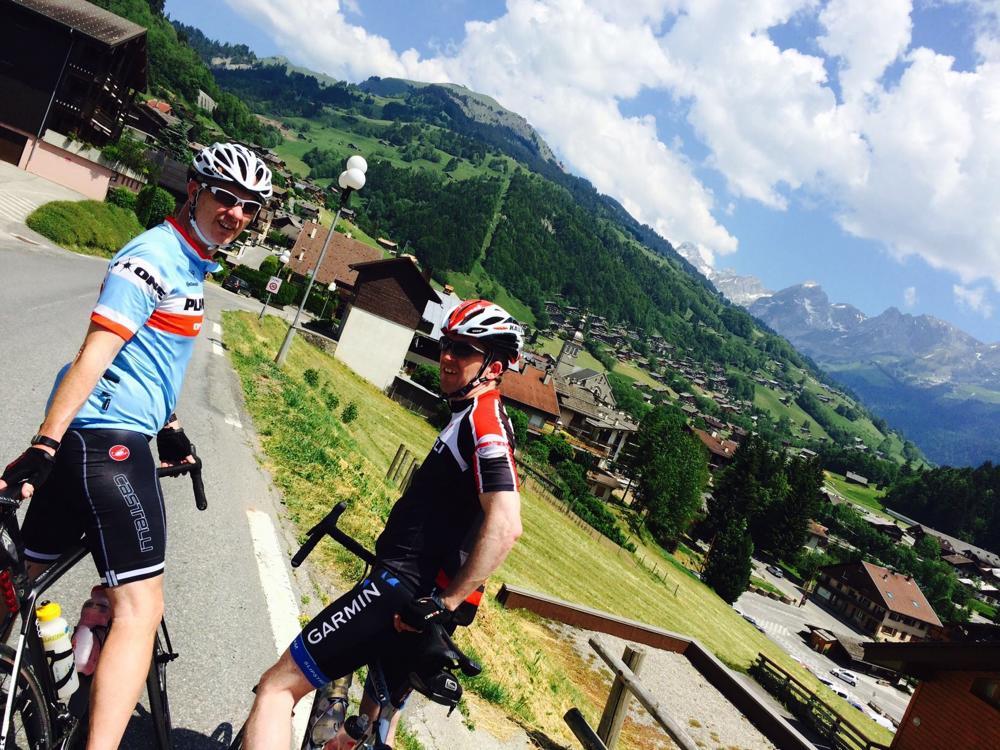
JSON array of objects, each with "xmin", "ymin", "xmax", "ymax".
[
  {"xmin": 445, "ymin": 353, "xmax": 500, "ymax": 401},
  {"xmin": 187, "ymin": 186, "xmax": 232, "ymax": 251}
]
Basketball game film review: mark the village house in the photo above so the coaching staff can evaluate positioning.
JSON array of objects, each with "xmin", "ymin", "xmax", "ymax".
[
  {"xmin": 498, "ymin": 365, "xmax": 560, "ymax": 432},
  {"xmin": 804, "ymin": 520, "xmax": 829, "ymax": 550},
  {"xmin": 690, "ymin": 427, "xmax": 739, "ymax": 471},
  {"xmin": 864, "ymin": 631, "xmax": 1000, "ymax": 750},
  {"xmin": 813, "ymin": 561, "xmax": 942, "ymax": 642},
  {"xmin": 0, "ymin": 0, "xmax": 148, "ymax": 196},
  {"xmin": 335, "ymin": 257, "xmax": 437, "ymax": 390},
  {"xmin": 845, "ymin": 471, "xmax": 870, "ymax": 486},
  {"xmin": 286, "ymin": 220, "xmax": 382, "ymax": 301}
]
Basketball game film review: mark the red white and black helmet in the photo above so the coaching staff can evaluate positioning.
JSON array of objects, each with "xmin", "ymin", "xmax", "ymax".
[
  {"xmin": 442, "ymin": 299, "xmax": 524, "ymax": 368},
  {"xmin": 192, "ymin": 142, "xmax": 273, "ymax": 199}
]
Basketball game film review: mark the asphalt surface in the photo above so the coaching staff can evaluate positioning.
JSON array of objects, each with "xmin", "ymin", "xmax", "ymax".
[
  {"xmin": 735, "ymin": 587, "xmax": 911, "ymax": 723},
  {"xmin": 1, "ymin": 222, "xmax": 310, "ymax": 747}
]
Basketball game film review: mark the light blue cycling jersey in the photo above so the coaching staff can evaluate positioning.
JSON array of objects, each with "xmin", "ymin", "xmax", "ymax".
[{"xmin": 48, "ymin": 216, "xmax": 221, "ymax": 436}]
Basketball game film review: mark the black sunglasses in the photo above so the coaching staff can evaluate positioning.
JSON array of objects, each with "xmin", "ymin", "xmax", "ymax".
[
  {"xmin": 439, "ymin": 337, "xmax": 486, "ymax": 358},
  {"xmin": 202, "ymin": 184, "xmax": 262, "ymax": 216}
]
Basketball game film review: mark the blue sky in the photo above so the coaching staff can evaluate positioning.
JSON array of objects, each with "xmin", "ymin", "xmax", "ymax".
[{"xmin": 167, "ymin": 0, "xmax": 1000, "ymax": 342}]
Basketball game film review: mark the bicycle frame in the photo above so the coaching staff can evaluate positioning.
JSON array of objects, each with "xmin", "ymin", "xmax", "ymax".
[
  {"xmin": 0, "ymin": 508, "xmax": 88, "ymax": 748},
  {"xmin": 0, "ymin": 448, "xmax": 205, "ymax": 749}
]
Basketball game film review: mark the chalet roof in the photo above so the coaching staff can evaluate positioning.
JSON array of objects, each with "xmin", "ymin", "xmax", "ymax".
[
  {"xmin": 807, "ymin": 520, "xmax": 828, "ymax": 539},
  {"xmin": 942, "ymin": 553, "xmax": 974, "ymax": 566},
  {"xmin": 499, "ymin": 365, "xmax": 560, "ymax": 419},
  {"xmin": 555, "ymin": 382, "xmax": 637, "ymax": 430},
  {"xmin": 821, "ymin": 561, "xmax": 942, "ymax": 628},
  {"xmin": 349, "ymin": 256, "xmax": 437, "ymax": 300},
  {"xmin": 864, "ymin": 639, "xmax": 1000, "ymax": 678},
  {"xmin": 691, "ymin": 428, "xmax": 738, "ymax": 460},
  {"xmin": 906, "ymin": 524, "xmax": 1000, "ymax": 567},
  {"xmin": 287, "ymin": 221, "xmax": 381, "ymax": 289},
  {"xmin": 567, "ymin": 368, "xmax": 601, "ymax": 382},
  {"xmin": 15, "ymin": 0, "xmax": 146, "ymax": 46}
]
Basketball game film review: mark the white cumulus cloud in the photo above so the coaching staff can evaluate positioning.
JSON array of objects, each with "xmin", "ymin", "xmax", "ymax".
[
  {"xmin": 222, "ymin": 0, "xmax": 1000, "ymax": 291},
  {"xmin": 954, "ymin": 284, "xmax": 994, "ymax": 318},
  {"xmin": 903, "ymin": 286, "xmax": 917, "ymax": 308}
]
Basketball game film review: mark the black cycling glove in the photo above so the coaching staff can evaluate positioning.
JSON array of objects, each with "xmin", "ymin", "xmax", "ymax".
[
  {"xmin": 399, "ymin": 594, "xmax": 453, "ymax": 630},
  {"xmin": 156, "ymin": 426, "xmax": 192, "ymax": 463},
  {"xmin": 1, "ymin": 447, "xmax": 56, "ymax": 495}
]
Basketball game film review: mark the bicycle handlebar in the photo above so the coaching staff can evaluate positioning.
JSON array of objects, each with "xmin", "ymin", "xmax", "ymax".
[
  {"xmin": 157, "ymin": 444, "xmax": 207, "ymax": 510},
  {"xmin": 0, "ymin": 445, "xmax": 207, "ymax": 510},
  {"xmin": 291, "ymin": 501, "xmax": 482, "ymax": 678},
  {"xmin": 291, "ymin": 501, "xmax": 376, "ymax": 569}
]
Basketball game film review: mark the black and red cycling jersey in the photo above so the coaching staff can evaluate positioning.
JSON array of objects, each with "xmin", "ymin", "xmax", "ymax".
[
  {"xmin": 374, "ymin": 388, "xmax": 519, "ymax": 594},
  {"xmin": 291, "ymin": 388, "xmax": 520, "ymax": 689}
]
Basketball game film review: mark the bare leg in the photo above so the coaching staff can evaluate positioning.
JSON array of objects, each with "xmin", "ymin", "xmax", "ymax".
[
  {"xmin": 358, "ymin": 688, "xmax": 406, "ymax": 748},
  {"xmin": 244, "ymin": 649, "xmax": 314, "ymax": 750},
  {"xmin": 86, "ymin": 575, "xmax": 164, "ymax": 750}
]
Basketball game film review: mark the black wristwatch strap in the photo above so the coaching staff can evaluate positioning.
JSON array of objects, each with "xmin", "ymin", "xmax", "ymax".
[{"xmin": 30, "ymin": 434, "xmax": 60, "ymax": 451}]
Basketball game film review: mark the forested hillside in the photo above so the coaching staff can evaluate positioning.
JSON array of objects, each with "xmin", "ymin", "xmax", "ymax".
[
  {"xmin": 100, "ymin": 2, "xmax": 921, "ymax": 475},
  {"xmin": 92, "ymin": 0, "xmax": 280, "ymax": 146},
  {"xmin": 885, "ymin": 464, "xmax": 1000, "ymax": 551}
]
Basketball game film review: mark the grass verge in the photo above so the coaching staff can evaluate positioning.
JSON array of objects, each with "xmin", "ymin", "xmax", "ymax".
[
  {"xmin": 824, "ymin": 471, "xmax": 886, "ymax": 514},
  {"xmin": 26, "ymin": 200, "xmax": 144, "ymax": 257},
  {"xmin": 222, "ymin": 311, "xmax": 894, "ymax": 747}
]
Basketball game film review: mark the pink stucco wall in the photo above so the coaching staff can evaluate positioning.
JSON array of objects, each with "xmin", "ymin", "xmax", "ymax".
[{"xmin": 22, "ymin": 140, "xmax": 112, "ymax": 200}]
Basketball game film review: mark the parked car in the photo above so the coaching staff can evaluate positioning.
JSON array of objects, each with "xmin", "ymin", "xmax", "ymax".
[
  {"xmin": 830, "ymin": 668, "xmax": 859, "ymax": 686},
  {"xmin": 740, "ymin": 613, "xmax": 766, "ymax": 633},
  {"xmin": 222, "ymin": 276, "xmax": 253, "ymax": 297},
  {"xmin": 765, "ymin": 564, "xmax": 784, "ymax": 578},
  {"xmin": 819, "ymin": 677, "xmax": 850, "ymax": 699}
]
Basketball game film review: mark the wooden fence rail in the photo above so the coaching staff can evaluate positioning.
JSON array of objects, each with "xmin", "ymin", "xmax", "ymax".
[
  {"xmin": 751, "ymin": 653, "xmax": 891, "ymax": 750},
  {"xmin": 580, "ymin": 637, "xmax": 700, "ymax": 750}
]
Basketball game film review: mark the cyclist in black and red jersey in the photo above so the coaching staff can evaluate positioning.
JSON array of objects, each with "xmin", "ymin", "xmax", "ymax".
[{"xmin": 242, "ymin": 300, "xmax": 525, "ymax": 749}]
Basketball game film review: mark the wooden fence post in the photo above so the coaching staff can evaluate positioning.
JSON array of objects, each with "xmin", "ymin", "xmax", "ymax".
[
  {"xmin": 386, "ymin": 443, "xmax": 406, "ymax": 480},
  {"xmin": 564, "ymin": 708, "xmax": 609, "ymax": 750},
  {"xmin": 596, "ymin": 645, "xmax": 646, "ymax": 748},
  {"xmin": 390, "ymin": 449, "xmax": 411, "ymax": 482},
  {"xmin": 401, "ymin": 458, "xmax": 418, "ymax": 492}
]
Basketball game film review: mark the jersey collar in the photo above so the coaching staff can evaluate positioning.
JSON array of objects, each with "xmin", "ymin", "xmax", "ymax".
[{"xmin": 164, "ymin": 216, "xmax": 222, "ymax": 274}]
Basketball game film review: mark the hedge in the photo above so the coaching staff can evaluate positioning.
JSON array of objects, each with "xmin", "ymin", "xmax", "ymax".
[
  {"xmin": 229, "ymin": 266, "xmax": 337, "ymax": 316},
  {"xmin": 26, "ymin": 200, "xmax": 144, "ymax": 256}
]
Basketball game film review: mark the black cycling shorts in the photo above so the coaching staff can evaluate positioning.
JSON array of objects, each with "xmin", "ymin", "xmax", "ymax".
[
  {"xmin": 21, "ymin": 429, "xmax": 166, "ymax": 587},
  {"xmin": 291, "ymin": 568, "xmax": 422, "ymax": 696}
]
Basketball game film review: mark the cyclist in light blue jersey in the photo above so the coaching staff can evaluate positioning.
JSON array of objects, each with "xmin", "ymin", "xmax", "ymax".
[{"xmin": 1, "ymin": 143, "xmax": 271, "ymax": 750}]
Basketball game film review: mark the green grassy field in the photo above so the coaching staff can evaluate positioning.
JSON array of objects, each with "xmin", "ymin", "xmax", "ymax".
[
  {"xmin": 274, "ymin": 114, "xmax": 506, "ymax": 182},
  {"xmin": 824, "ymin": 471, "xmax": 887, "ymax": 513},
  {"xmin": 531, "ymin": 335, "xmax": 607, "ymax": 372},
  {"xmin": 445, "ymin": 261, "xmax": 535, "ymax": 326},
  {"xmin": 753, "ymin": 386, "xmax": 830, "ymax": 440},
  {"xmin": 221, "ymin": 311, "xmax": 892, "ymax": 746}
]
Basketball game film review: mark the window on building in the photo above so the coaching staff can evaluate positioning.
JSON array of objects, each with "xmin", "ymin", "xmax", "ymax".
[{"xmin": 971, "ymin": 678, "xmax": 1000, "ymax": 712}]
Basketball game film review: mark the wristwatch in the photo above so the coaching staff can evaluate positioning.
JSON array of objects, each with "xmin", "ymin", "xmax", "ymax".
[{"xmin": 30, "ymin": 434, "xmax": 60, "ymax": 452}]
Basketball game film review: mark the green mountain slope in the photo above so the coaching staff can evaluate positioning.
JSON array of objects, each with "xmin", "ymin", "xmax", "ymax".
[{"xmin": 113, "ymin": 6, "xmax": 921, "ymax": 473}]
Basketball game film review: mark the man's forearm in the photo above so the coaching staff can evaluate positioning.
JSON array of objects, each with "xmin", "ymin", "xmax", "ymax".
[
  {"xmin": 38, "ymin": 325, "xmax": 124, "ymax": 445},
  {"xmin": 440, "ymin": 490, "xmax": 522, "ymax": 609}
]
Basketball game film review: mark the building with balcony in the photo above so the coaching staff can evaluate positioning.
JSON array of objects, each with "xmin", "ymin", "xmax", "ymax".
[
  {"xmin": 813, "ymin": 561, "xmax": 941, "ymax": 642},
  {"xmin": 0, "ymin": 0, "xmax": 147, "ymax": 196}
]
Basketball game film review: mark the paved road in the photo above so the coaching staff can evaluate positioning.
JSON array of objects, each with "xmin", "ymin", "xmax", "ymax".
[
  {"xmin": 1, "ymin": 234, "xmax": 314, "ymax": 748},
  {"xmin": 735, "ymin": 590, "xmax": 911, "ymax": 723}
]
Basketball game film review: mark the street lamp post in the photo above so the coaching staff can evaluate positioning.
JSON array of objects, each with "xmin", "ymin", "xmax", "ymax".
[
  {"xmin": 319, "ymin": 281, "xmax": 338, "ymax": 320},
  {"xmin": 258, "ymin": 249, "xmax": 291, "ymax": 320},
  {"xmin": 275, "ymin": 155, "xmax": 367, "ymax": 364}
]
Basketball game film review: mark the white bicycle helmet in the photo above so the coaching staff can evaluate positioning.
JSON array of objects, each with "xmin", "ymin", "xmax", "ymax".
[
  {"xmin": 440, "ymin": 300, "xmax": 524, "ymax": 399},
  {"xmin": 192, "ymin": 142, "xmax": 273, "ymax": 199}
]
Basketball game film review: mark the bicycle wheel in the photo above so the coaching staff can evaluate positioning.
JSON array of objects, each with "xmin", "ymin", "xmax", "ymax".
[
  {"xmin": 145, "ymin": 625, "xmax": 172, "ymax": 750},
  {"xmin": 0, "ymin": 645, "xmax": 53, "ymax": 749}
]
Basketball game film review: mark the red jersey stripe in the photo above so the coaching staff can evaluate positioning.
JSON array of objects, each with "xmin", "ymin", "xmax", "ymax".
[{"xmin": 147, "ymin": 310, "xmax": 202, "ymax": 337}]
